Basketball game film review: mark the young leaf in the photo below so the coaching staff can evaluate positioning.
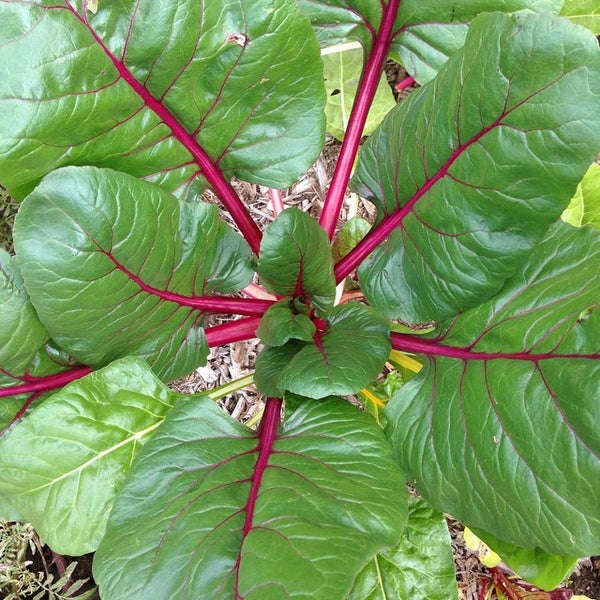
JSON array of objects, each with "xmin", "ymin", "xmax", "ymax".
[
  {"xmin": 256, "ymin": 298, "xmax": 316, "ymax": 347},
  {"xmin": 323, "ymin": 47, "xmax": 395, "ymax": 140},
  {"xmin": 562, "ymin": 162, "xmax": 600, "ymax": 230},
  {"xmin": 93, "ymin": 397, "xmax": 408, "ymax": 599},
  {"xmin": 257, "ymin": 207, "xmax": 336, "ymax": 315},
  {"xmin": 254, "ymin": 341, "xmax": 306, "ymax": 398},
  {"xmin": 0, "ymin": 0, "xmax": 326, "ymax": 197},
  {"xmin": 278, "ymin": 302, "xmax": 392, "ymax": 399},
  {"xmin": 13, "ymin": 166, "xmax": 254, "ymax": 381},
  {"xmin": 349, "ymin": 497, "xmax": 458, "ymax": 600},
  {"xmin": 353, "ymin": 11, "xmax": 600, "ymax": 322},
  {"xmin": 0, "ymin": 357, "xmax": 179, "ymax": 554},
  {"xmin": 386, "ymin": 221, "xmax": 600, "ymax": 555}
]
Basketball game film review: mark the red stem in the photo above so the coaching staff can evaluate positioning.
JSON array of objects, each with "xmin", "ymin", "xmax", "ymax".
[
  {"xmin": 391, "ymin": 332, "xmax": 600, "ymax": 362},
  {"xmin": 268, "ymin": 188, "xmax": 285, "ymax": 217},
  {"xmin": 0, "ymin": 366, "xmax": 93, "ymax": 398},
  {"xmin": 395, "ymin": 75, "xmax": 415, "ymax": 91},
  {"xmin": 204, "ymin": 317, "xmax": 260, "ymax": 348},
  {"xmin": 64, "ymin": 1, "xmax": 262, "ymax": 254},
  {"xmin": 235, "ymin": 397, "xmax": 282, "ymax": 598},
  {"xmin": 319, "ymin": 0, "xmax": 402, "ymax": 239},
  {"xmin": 0, "ymin": 392, "xmax": 43, "ymax": 436}
]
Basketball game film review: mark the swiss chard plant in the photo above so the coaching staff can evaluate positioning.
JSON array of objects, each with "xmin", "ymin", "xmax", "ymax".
[{"xmin": 0, "ymin": 0, "xmax": 599, "ymax": 598}]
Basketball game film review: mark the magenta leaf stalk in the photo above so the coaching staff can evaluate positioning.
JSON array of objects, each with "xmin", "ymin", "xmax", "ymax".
[
  {"xmin": 0, "ymin": 366, "xmax": 93, "ymax": 398},
  {"xmin": 319, "ymin": 0, "xmax": 402, "ymax": 239}
]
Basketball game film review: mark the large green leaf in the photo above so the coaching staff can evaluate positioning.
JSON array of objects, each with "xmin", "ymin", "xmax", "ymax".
[
  {"xmin": 0, "ymin": 0, "xmax": 325, "ymax": 197},
  {"xmin": 257, "ymin": 207, "xmax": 335, "ymax": 315},
  {"xmin": 349, "ymin": 497, "xmax": 458, "ymax": 600},
  {"xmin": 562, "ymin": 162, "xmax": 600, "ymax": 230},
  {"xmin": 323, "ymin": 47, "xmax": 396, "ymax": 140},
  {"xmin": 386, "ymin": 221, "xmax": 600, "ymax": 555},
  {"xmin": 354, "ymin": 11, "xmax": 600, "ymax": 322},
  {"xmin": 0, "ymin": 357, "xmax": 178, "ymax": 554},
  {"xmin": 13, "ymin": 166, "xmax": 253, "ymax": 381},
  {"xmin": 93, "ymin": 397, "xmax": 408, "ymax": 599},
  {"xmin": 560, "ymin": 0, "xmax": 600, "ymax": 33}
]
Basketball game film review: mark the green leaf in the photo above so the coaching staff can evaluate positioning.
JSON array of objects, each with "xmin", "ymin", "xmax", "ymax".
[
  {"xmin": 297, "ymin": 0, "xmax": 382, "ymax": 50},
  {"xmin": 349, "ymin": 497, "xmax": 458, "ymax": 600},
  {"xmin": 0, "ymin": 0, "xmax": 326, "ymax": 196},
  {"xmin": 13, "ymin": 166, "xmax": 253, "ymax": 381},
  {"xmin": 0, "ymin": 357, "xmax": 178, "ymax": 554},
  {"xmin": 299, "ymin": 0, "xmax": 562, "ymax": 84},
  {"xmin": 256, "ymin": 298, "xmax": 316, "ymax": 347},
  {"xmin": 471, "ymin": 527, "xmax": 578, "ymax": 591},
  {"xmin": 562, "ymin": 162, "xmax": 600, "ymax": 230},
  {"xmin": 323, "ymin": 47, "xmax": 396, "ymax": 140},
  {"xmin": 391, "ymin": 23, "xmax": 468, "ymax": 85},
  {"xmin": 0, "ymin": 249, "xmax": 47, "ymax": 373},
  {"xmin": 386, "ymin": 221, "xmax": 600, "ymax": 555},
  {"xmin": 254, "ymin": 340, "xmax": 306, "ymax": 397},
  {"xmin": 355, "ymin": 12, "xmax": 600, "ymax": 322},
  {"xmin": 560, "ymin": 0, "xmax": 600, "ymax": 33},
  {"xmin": 332, "ymin": 216, "xmax": 372, "ymax": 262},
  {"xmin": 279, "ymin": 302, "xmax": 391, "ymax": 399},
  {"xmin": 257, "ymin": 208, "xmax": 336, "ymax": 315},
  {"xmin": 93, "ymin": 397, "xmax": 408, "ymax": 599}
]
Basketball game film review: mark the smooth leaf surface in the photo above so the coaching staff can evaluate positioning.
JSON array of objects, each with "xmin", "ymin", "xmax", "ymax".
[
  {"xmin": 0, "ymin": 0, "xmax": 326, "ymax": 196},
  {"xmin": 349, "ymin": 497, "xmax": 458, "ymax": 600},
  {"xmin": 355, "ymin": 11, "xmax": 600, "ymax": 322},
  {"xmin": 257, "ymin": 208, "xmax": 335, "ymax": 315},
  {"xmin": 94, "ymin": 397, "xmax": 408, "ymax": 599},
  {"xmin": 562, "ymin": 162, "xmax": 600, "ymax": 230},
  {"xmin": 561, "ymin": 0, "xmax": 600, "ymax": 33},
  {"xmin": 386, "ymin": 221, "xmax": 600, "ymax": 555},
  {"xmin": 279, "ymin": 302, "xmax": 392, "ymax": 399},
  {"xmin": 323, "ymin": 47, "xmax": 395, "ymax": 140},
  {"xmin": 0, "ymin": 358, "xmax": 178, "ymax": 554},
  {"xmin": 14, "ymin": 166, "xmax": 253, "ymax": 381}
]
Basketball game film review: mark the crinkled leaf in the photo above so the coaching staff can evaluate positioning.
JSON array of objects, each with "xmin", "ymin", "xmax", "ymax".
[
  {"xmin": 0, "ymin": 357, "xmax": 178, "ymax": 554},
  {"xmin": 386, "ymin": 221, "xmax": 600, "ymax": 555},
  {"xmin": 472, "ymin": 527, "xmax": 578, "ymax": 591},
  {"xmin": 256, "ymin": 298, "xmax": 316, "ymax": 347},
  {"xmin": 0, "ymin": 0, "xmax": 326, "ymax": 197},
  {"xmin": 93, "ymin": 397, "xmax": 408, "ymax": 599},
  {"xmin": 562, "ymin": 162, "xmax": 600, "ymax": 230},
  {"xmin": 13, "ymin": 166, "xmax": 253, "ymax": 381},
  {"xmin": 257, "ymin": 208, "xmax": 335, "ymax": 315},
  {"xmin": 279, "ymin": 302, "xmax": 391, "ymax": 399},
  {"xmin": 323, "ymin": 47, "xmax": 395, "ymax": 140},
  {"xmin": 560, "ymin": 0, "xmax": 600, "ymax": 33},
  {"xmin": 349, "ymin": 497, "xmax": 458, "ymax": 600},
  {"xmin": 355, "ymin": 12, "xmax": 600, "ymax": 322}
]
